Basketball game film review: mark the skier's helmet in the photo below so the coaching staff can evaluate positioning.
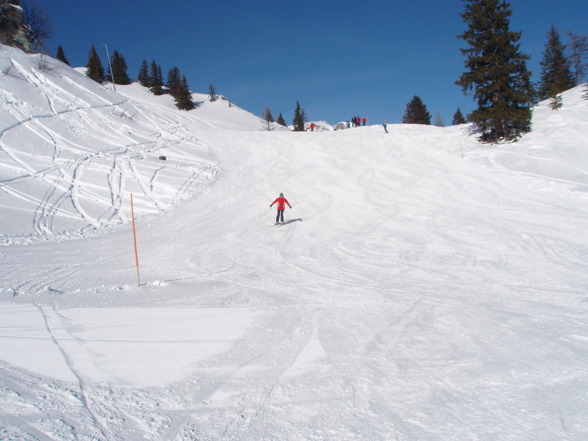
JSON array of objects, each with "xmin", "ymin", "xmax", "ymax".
[{"xmin": 280, "ymin": 193, "xmax": 284, "ymax": 197}]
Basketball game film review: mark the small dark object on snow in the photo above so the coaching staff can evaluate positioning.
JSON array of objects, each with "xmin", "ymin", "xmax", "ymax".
[{"xmin": 159, "ymin": 156, "xmax": 167, "ymax": 160}]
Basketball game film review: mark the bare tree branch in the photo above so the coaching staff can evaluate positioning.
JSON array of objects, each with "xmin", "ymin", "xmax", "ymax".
[{"xmin": 23, "ymin": 1, "xmax": 51, "ymax": 52}]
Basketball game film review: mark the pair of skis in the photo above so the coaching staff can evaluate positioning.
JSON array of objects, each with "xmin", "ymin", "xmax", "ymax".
[{"xmin": 270, "ymin": 218, "xmax": 302, "ymax": 227}]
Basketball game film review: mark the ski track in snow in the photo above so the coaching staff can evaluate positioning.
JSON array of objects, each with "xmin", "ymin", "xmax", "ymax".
[
  {"xmin": 1, "ymin": 47, "xmax": 588, "ymax": 440},
  {"xmin": 0, "ymin": 54, "xmax": 217, "ymax": 245}
]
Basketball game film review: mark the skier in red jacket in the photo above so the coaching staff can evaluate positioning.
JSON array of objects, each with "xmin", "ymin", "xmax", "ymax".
[{"xmin": 270, "ymin": 193, "xmax": 292, "ymax": 224}]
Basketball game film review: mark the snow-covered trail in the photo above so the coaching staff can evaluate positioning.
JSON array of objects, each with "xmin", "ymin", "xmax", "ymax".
[
  {"xmin": 160, "ymin": 124, "xmax": 588, "ymax": 441},
  {"xmin": 4, "ymin": 120, "xmax": 587, "ymax": 439}
]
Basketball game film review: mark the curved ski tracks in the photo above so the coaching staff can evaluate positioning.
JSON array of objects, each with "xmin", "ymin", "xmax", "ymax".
[{"xmin": 0, "ymin": 57, "xmax": 218, "ymax": 244}]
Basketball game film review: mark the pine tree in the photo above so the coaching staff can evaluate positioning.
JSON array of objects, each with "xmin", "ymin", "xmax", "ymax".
[
  {"xmin": 539, "ymin": 26, "xmax": 574, "ymax": 101},
  {"xmin": 277, "ymin": 113, "xmax": 287, "ymax": 127},
  {"xmin": 565, "ymin": 32, "xmax": 588, "ymax": 86},
  {"xmin": 56, "ymin": 44, "xmax": 70, "ymax": 66},
  {"xmin": 111, "ymin": 50, "xmax": 131, "ymax": 85},
  {"xmin": 452, "ymin": 107, "xmax": 467, "ymax": 125},
  {"xmin": 402, "ymin": 96, "xmax": 431, "ymax": 125},
  {"xmin": 166, "ymin": 67, "xmax": 194, "ymax": 110},
  {"xmin": 456, "ymin": 0, "xmax": 534, "ymax": 142},
  {"xmin": 167, "ymin": 66, "xmax": 181, "ymax": 95},
  {"xmin": 85, "ymin": 45, "xmax": 105, "ymax": 84},
  {"xmin": 174, "ymin": 75, "xmax": 195, "ymax": 111},
  {"xmin": 149, "ymin": 60, "xmax": 163, "ymax": 95},
  {"xmin": 293, "ymin": 101, "xmax": 305, "ymax": 131},
  {"xmin": 156, "ymin": 65, "xmax": 163, "ymax": 93},
  {"xmin": 138, "ymin": 60, "xmax": 150, "ymax": 87}
]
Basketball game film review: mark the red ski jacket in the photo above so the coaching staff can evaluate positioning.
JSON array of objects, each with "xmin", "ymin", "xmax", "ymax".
[{"xmin": 271, "ymin": 197, "xmax": 291, "ymax": 210}]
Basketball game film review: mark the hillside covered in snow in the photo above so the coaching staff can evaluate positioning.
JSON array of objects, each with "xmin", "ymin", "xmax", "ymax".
[{"xmin": 1, "ymin": 45, "xmax": 588, "ymax": 441}]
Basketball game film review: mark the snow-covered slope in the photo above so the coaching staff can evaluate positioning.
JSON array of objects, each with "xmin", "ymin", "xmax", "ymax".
[
  {"xmin": 0, "ymin": 46, "xmax": 272, "ymax": 242},
  {"xmin": 1, "ymin": 45, "xmax": 588, "ymax": 441}
]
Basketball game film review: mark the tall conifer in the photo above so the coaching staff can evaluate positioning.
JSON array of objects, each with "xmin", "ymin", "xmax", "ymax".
[
  {"xmin": 539, "ymin": 26, "xmax": 575, "ymax": 101},
  {"xmin": 566, "ymin": 33, "xmax": 588, "ymax": 86},
  {"xmin": 167, "ymin": 67, "xmax": 181, "ymax": 95},
  {"xmin": 277, "ymin": 113, "xmax": 287, "ymax": 127},
  {"xmin": 56, "ymin": 45, "xmax": 70, "ymax": 66},
  {"xmin": 138, "ymin": 60, "xmax": 150, "ymax": 87},
  {"xmin": 174, "ymin": 75, "xmax": 195, "ymax": 111},
  {"xmin": 456, "ymin": 0, "xmax": 534, "ymax": 142},
  {"xmin": 166, "ymin": 67, "xmax": 194, "ymax": 110},
  {"xmin": 111, "ymin": 50, "xmax": 131, "ymax": 85},
  {"xmin": 149, "ymin": 60, "xmax": 163, "ymax": 95},
  {"xmin": 452, "ymin": 107, "xmax": 467, "ymax": 125},
  {"xmin": 402, "ymin": 96, "xmax": 431, "ymax": 125},
  {"xmin": 85, "ymin": 45, "xmax": 105, "ymax": 84},
  {"xmin": 293, "ymin": 101, "xmax": 305, "ymax": 131}
]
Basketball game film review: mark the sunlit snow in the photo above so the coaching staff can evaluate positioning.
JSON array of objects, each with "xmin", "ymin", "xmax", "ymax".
[{"xmin": 1, "ymin": 45, "xmax": 588, "ymax": 440}]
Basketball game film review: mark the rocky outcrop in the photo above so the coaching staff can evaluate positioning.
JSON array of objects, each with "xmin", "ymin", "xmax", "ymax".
[{"xmin": 0, "ymin": 0, "xmax": 32, "ymax": 53}]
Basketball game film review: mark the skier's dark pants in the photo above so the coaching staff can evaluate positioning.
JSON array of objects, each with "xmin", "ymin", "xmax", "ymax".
[{"xmin": 276, "ymin": 209, "xmax": 285, "ymax": 223}]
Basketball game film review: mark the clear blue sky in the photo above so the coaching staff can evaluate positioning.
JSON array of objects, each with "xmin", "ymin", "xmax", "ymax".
[{"xmin": 39, "ymin": 0, "xmax": 587, "ymax": 126}]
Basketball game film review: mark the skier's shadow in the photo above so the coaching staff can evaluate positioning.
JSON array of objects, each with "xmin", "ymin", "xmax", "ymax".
[{"xmin": 281, "ymin": 218, "xmax": 303, "ymax": 226}]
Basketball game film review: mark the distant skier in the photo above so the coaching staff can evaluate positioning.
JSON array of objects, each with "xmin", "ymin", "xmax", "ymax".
[
  {"xmin": 383, "ymin": 120, "xmax": 388, "ymax": 133},
  {"xmin": 270, "ymin": 193, "xmax": 292, "ymax": 224}
]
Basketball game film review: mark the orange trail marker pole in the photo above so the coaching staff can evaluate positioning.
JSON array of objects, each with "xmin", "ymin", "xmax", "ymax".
[{"xmin": 130, "ymin": 193, "xmax": 141, "ymax": 287}]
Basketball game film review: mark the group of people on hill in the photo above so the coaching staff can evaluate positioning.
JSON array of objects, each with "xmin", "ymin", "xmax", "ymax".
[{"xmin": 351, "ymin": 116, "xmax": 367, "ymax": 127}]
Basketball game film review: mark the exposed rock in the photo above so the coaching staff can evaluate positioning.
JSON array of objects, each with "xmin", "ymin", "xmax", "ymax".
[{"xmin": 0, "ymin": 0, "xmax": 32, "ymax": 53}]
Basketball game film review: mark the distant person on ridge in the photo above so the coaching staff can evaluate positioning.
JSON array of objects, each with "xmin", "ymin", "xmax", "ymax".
[
  {"xmin": 270, "ymin": 193, "xmax": 292, "ymax": 224},
  {"xmin": 383, "ymin": 120, "xmax": 388, "ymax": 133}
]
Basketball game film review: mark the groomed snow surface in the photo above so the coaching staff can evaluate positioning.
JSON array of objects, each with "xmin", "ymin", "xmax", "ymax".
[{"xmin": 1, "ymin": 45, "xmax": 588, "ymax": 440}]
